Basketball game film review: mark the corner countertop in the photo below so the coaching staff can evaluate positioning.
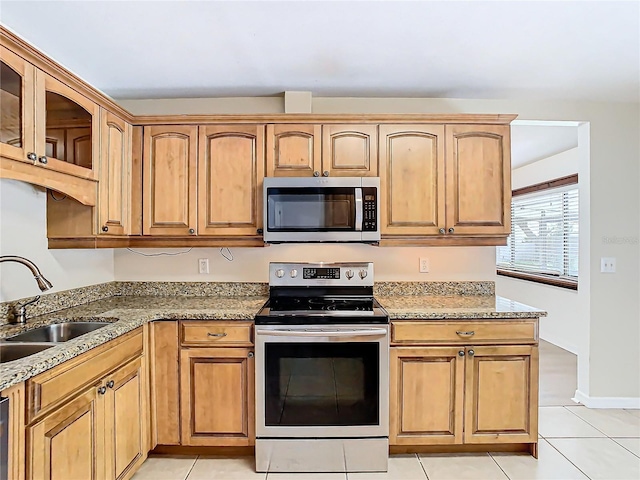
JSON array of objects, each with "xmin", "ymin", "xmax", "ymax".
[{"xmin": 0, "ymin": 294, "xmax": 545, "ymax": 391}]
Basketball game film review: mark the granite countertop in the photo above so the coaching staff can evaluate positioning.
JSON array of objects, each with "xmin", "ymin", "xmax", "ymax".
[{"xmin": 0, "ymin": 293, "xmax": 545, "ymax": 391}]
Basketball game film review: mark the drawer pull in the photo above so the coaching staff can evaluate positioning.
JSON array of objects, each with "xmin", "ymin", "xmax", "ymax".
[
  {"xmin": 456, "ymin": 331, "xmax": 475, "ymax": 337},
  {"xmin": 207, "ymin": 332, "xmax": 227, "ymax": 337}
]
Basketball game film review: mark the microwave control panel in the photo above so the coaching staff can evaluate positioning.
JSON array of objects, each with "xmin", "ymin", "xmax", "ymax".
[{"xmin": 362, "ymin": 187, "xmax": 378, "ymax": 231}]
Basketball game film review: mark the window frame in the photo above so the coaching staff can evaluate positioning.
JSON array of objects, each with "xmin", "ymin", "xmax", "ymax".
[{"xmin": 497, "ymin": 174, "xmax": 578, "ymax": 290}]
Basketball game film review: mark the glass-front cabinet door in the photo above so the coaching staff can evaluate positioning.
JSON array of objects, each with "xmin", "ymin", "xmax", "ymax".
[
  {"xmin": 36, "ymin": 70, "xmax": 99, "ymax": 180},
  {"xmin": 0, "ymin": 46, "xmax": 36, "ymax": 163}
]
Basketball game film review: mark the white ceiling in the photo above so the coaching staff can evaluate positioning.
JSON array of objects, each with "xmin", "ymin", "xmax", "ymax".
[
  {"xmin": 1, "ymin": 0, "xmax": 638, "ymax": 102},
  {"xmin": 511, "ymin": 124, "xmax": 578, "ymax": 168}
]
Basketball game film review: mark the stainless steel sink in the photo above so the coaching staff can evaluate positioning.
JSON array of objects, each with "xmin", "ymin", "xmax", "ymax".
[
  {"xmin": 0, "ymin": 343, "xmax": 54, "ymax": 363},
  {"xmin": 4, "ymin": 322, "xmax": 109, "ymax": 343}
]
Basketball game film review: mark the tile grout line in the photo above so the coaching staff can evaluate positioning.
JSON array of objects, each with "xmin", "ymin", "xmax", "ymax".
[
  {"xmin": 183, "ymin": 455, "xmax": 199, "ymax": 480},
  {"xmin": 415, "ymin": 452, "xmax": 431, "ymax": 480},
  {"xmin": 487, "ymin": 451, "xmax": 511, "ymax": 479},
  {"xmin": 561, "ymin": 406, "xmax": 612, "ymax": 437},
  {"xmin": 543, "ymin": 438, "xmax": 594, "ymax": 480},
  {"xmin": 609, "ymin": 437, "xmax": 640, "ymax": 459}
]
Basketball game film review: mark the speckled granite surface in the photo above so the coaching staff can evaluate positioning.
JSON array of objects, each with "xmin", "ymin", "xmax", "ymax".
[
  {"xmin": 374, "ymin": 281, "xmax": 494, "ymax": 296},
  {"xmin": 379, "ymin": 295, "xmax": 546, "ymax": 320}
]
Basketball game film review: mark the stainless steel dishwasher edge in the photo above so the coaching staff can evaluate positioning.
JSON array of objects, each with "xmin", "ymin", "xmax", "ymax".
[{"xmin": 0, "ymin": 396, "xmax": 8, "ymax": 480}]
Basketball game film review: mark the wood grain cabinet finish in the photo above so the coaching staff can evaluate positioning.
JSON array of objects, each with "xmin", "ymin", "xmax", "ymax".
[
  {"xmin": 379, "ymin": 125, "xmax": 445, "ymax": 235},
  {"xmin": 390, "ymin": 347, "xmax": 464, "ymax": 445},
  {"xmin": 266, "ymin": 124, "xmax": 321, "ymax": 177},
  {"xmin": 143, "ymin": 125, "xmax": 198, "ymax": 235},
  {"xmin": 322, "ymin": 124, "xmax": 378, "ymax": 176},
  {"xmin": 198, "ymin": 125, "xmax": 264, "ymax": 235},
  {"xmin": 180, "ymin": 347, "xmax": 255, "ymax": 446},
  {"xmin": 445, "ymin": 125, "xmax": 511, "ymax": 235},
  {"xmin": 98, "ymin": 110, "xmax": 132, "ymax": 236}
]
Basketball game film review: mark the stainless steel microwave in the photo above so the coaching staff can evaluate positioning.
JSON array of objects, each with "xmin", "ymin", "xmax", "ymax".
[{"xmin": 263, "ymin": 177, "xmax": 380, "ymax": 243}]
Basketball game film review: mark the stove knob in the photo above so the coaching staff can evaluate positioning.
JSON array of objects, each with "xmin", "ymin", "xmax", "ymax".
[
  {"xmin": 275, "ymin": 269, "xmax": 285, "ymax": 278},
  {"xmin": 290, "ymin": 269, "xmax": 298, "ymax": 278},
  {"xmin": 359, "ymin": 269, "xmax": 368, "ymax": 280},
  {"xmin": 345, "ymin": 269, "xmax": 354, "ymax": 280}
]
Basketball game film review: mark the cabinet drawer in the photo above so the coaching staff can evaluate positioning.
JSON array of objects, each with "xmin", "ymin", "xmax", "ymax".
[
  {"xmin": 27, "ymin": 328, "xmax": 143, "ymax": 422},
  {"xmin": 180, "ymin": 321, "xmax": 253, "ymax": 346},
  {"xmin": 391, "ymin": 320, "xmax": 537, "ymax": 345}
]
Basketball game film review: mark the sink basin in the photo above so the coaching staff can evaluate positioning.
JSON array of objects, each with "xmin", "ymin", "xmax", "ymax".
[
  {"xmin": 0, "ymin": 343, "xmax": 54, "ymax": 363},
  {"xmin": 5, "ymin": 322, "xmax": 109, "ymax": 343}
]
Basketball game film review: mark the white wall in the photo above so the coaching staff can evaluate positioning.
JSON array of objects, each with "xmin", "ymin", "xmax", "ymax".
[
  {"xmin": 0, "ymin": 179, "xmax": 115, "ymax": 303},
  {"xmin": 512, "ymin": 146, "xmax": 579, "ymax": 190}
]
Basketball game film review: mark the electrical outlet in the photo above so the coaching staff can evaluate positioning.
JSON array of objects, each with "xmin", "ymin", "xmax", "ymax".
[
  {"xmin": 198, "ymin": 258, "xmax": 210, "ymax": 274},
  {"xmin": 419, "ymin": 257, "xmax": 429, "ymax": 273},
  {"xmin": 600, "ymin": 257, "xmax": 616, "ymax": 273}
]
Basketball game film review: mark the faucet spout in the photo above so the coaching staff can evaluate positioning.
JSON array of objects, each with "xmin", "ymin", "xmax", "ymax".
[{"xmin": 0, "ymin": 255, "xmax": 53, "ymax": 291}]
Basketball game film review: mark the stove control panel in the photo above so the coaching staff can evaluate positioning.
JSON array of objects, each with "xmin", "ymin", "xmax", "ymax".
[{"xmin": 269, "ymin": 262, "xmax": 374, "ymax": 287}]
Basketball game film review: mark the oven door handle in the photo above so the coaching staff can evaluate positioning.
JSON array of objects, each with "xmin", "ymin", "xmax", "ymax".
[
  {"xmin": 256, "ymin": 327, "xmax": 388, "ymax": 338},
  {"xmin": 355, "ymin": 187, "xmax": 363, "ymax": 231}
]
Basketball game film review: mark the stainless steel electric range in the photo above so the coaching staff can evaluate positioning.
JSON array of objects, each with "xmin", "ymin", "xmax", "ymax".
[{"xmin": 254, "ymin": 262, "xmax": 389, "ymax": 473}]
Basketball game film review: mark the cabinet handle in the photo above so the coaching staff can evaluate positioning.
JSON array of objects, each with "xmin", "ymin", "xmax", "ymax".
[
  {"xmin": 97, "ymin": 386, "xmax": 107, "ymax": 395},
  {"xmin": 106, "ymin": 380, "xmax": 114, "ymax": 389},
  {"xmin": 38, "ymin": 156, "xmax": 48, "ymax": 164},
  {"xmin": 448, "ymin": 227, "xmax": 455, "ymax": 234},
  {"xmin": 189, "ymin": 228, "xmax": 195, "ymax": 235},
  {"xmin": 468, "ymin": 349, "xmax": 475, "ymax": 356},
  {"xmin": 27, "ymin": 152, "xmax": 37, "ymax": 162},
  {"xmin": 248, "ymin": 352, "xmax": 254, "ymax": 358},
  {"xmin": 102, "ymin": 226, "xmax": 109, "ymax": 232},
  {"xmin": 439, "ymin": 228, "xmax": 446, "ymax": 234},
  {"xmin": 456, "ymin": 331, "xmax": 475, "ymax": 337},
  {"xmin": 322, "ymin": 170, "xmax": 329, "ymax": 177},
  {"xmin": 458, "ymin": 350, "xmax": 465, "ymax": 357},
  {"xmin": 313, "ymin": 171, "xmax": 320, "ymax": 177},
  {"xmin": 207, "ymin": 332, "xmax": 227, "ymax": 337}
]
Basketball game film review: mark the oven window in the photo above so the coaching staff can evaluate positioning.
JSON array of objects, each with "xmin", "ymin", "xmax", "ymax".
[
  {"xmin": 264, "ymin": 342, "xmax": 379, "ymax": 426},
  {"xmin": 266, "ymin": 187, "xmax": 356, "ymax": 231}
]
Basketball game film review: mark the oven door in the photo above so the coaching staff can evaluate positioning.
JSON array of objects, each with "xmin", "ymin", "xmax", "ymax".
[{"xmin": 255, "ymin": 325, "xmax": 389, "ymax": 438}]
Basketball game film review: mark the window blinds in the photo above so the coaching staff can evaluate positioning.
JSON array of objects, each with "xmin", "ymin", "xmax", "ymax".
[{"xmin": 497, "ymin": 186, "xmax": 579, "ymax": 279}]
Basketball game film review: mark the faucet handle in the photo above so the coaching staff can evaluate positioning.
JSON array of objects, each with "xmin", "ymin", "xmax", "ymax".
[{"xmin": 13, "ymin": 295, "xmax": 41, "ymax": 324}]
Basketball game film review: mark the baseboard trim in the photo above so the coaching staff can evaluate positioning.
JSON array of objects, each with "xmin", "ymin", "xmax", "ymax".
[{"xmin": 573, "ymin": 390, "xmax": 640, "ymax": 409}]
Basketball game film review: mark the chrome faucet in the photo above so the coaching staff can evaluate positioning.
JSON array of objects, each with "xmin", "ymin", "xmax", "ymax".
[{"xmin": 0, "ymin": 255, "xmax": 53, "ymax": 324}]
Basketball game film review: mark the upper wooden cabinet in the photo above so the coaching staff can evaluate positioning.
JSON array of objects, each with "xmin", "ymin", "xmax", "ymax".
[
  {"xmin": 198, "ymin": 125, "xmax": 264, "ymax": 236},
  {"xmin": 445, "ymin": 125, "xmax": 511, "ymax": 236},
  {"xmin": 379, "ymin": 125, "xmax": 445, "ymax": 235},
  {"xmin": 267, "ymin": 124, "xmax": 377, "ymax": 177},
  {"xmin": 143, "ymin": 125, "xmax": 198, "ymax": 236},
  {"xmin": 99, "ymin": 110, "xmax": 132, "ymax": 236}
]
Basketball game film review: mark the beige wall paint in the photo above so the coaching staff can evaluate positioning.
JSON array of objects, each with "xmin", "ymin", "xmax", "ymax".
[
  {"xmin": 512, "ymin": 145, "xmax": 579, "ymax": 190},
  {"xmin": 0, "ymin": 179, "xmax": 115, "ymax": 303}
]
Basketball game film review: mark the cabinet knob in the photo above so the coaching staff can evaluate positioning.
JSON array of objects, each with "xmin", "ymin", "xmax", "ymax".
[
  {"xmin": 98, "ymin": 386, "xmax": 107, "ymax": 395},
  {"xmin": 313, "ymin": 171, "xmax": 320, "ymax": 177},
  {"xmin": 248, "ymin": 352, "xmax": 254, "ymax": 358},
  {"xmin": 189, "ymin": 228, "xmax": 195, "ymax": 235},
  {"xmin": 106, "ymin": 380, "xmax": 114, "ymax": 389},
  {"xmin": 468, "ymin": 349, "xmax": 475, "ymax": 357},
  {"xmin": 458, "ymin": 350, "xmax": 465, "ymax": 357},
  {"xmin": 102, "ymin": 226, "xmax": 109, "ymax": 232},
  {"xmin": 322, "ymin": 171, "xmax": 329, "ymax": 177},
  {"xmin": 439, "ymin": 228, "xmax": 446, "ymax": 234},
  {"xmin": 38, "ymin": 156, "xmax": 48, "ymax": 164},
  {"xmin": 27, "ymin": 152, "xmax": 37, "ymax": 161},
  {"xmin": 448, "ymin": 227, "xmax": 455, "ymax": 234},
  {"xmin": 257, "ymin": 228, "xmax": 263, "ymax": 235}
]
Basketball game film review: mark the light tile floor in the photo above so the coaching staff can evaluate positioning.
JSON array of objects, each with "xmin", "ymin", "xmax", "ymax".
[{"xmin": 133, "ymin": 341, "xmax": 639, "ymax": 480}]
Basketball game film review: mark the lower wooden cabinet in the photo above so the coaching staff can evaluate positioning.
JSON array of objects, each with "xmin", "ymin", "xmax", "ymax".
[
  {"xmin": 391, "ymin": 344, "xmax": 538, "ymax": 446},
  {"xmin": 179, "ymin": 347, "xmax": 255, "ymax": 446}
]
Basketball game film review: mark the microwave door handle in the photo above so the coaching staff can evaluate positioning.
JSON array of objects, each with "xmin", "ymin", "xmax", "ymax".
[{"xmin": 355, "ymin": 188, "xmax": 363, "ymax": 231}]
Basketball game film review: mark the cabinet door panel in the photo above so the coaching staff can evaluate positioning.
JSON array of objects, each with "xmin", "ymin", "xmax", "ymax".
[
  {"xmin": 99, "ymin": 110, "xmax": 131, "ymax": 236},
  {"xmin": 143, "ymin": 125, "xmax": 197, "ymax": 235},
  {"xmin": 379, "ymin": 125, "xmax": 445, "ymax": 235},
  {"xmin": 322, "ymin": 125, "xmax": 377, "ymax": 176},
  {"xmin": 180, "ymin": 348, "xmax": 254, "ymax": 446},
  {"xmin": 105, "ymin": 357, "xmax": 145, "ymax": 480},
  {"xmin": 198, "ymin": 125, "xmax": 264, "ymax": 235},
  {"xmin": 266, "ymin": 124, "xmax": 321, "ymax": 176},
  {"xmin": 445, "ymin": 125, "xmax": 511, "ymax": 235},
  {"xmin": 464, "ymin": 345, "xmax": 538, "ymax": 444},
  {"xmin": 390, "ymin": 347, "xmax": 464, "ymax": 445},
  {"xmin": 28, "ymin": 387, "xmax": 102, "ymax": 480},
  {"xmin": 0, "ymin": 46, "xmax": 35, "ymax": 163}
]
